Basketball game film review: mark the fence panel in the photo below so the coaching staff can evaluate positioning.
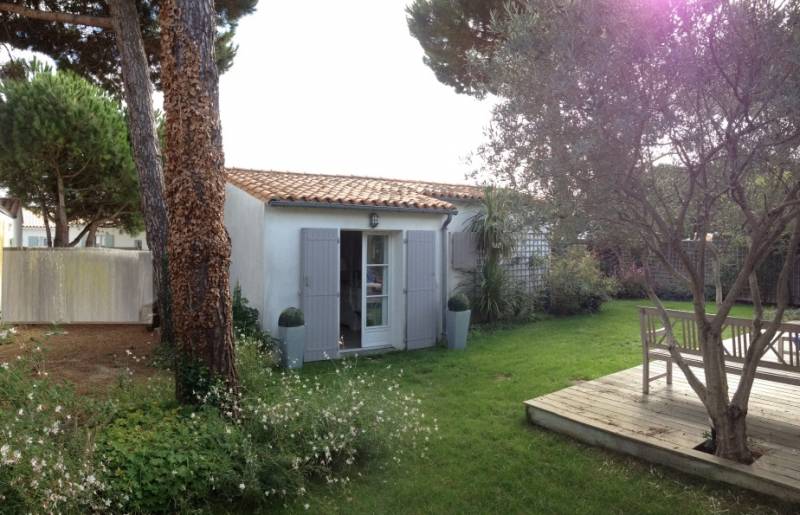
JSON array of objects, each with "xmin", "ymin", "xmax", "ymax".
[{"xmin": 1, "ymin": 248, "xmax": 153, "ymax": 324}]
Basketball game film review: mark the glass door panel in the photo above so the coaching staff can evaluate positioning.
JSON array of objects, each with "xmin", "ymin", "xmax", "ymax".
[{"xmin": 365, "ymin": 234, "xmax": 388, "ymax": 328}]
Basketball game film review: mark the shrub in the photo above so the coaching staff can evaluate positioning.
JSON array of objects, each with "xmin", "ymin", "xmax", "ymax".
[
  {"xmin": 545, "ymin": 247, "xmax": 617, "ymax": 315},
  {"xmin": 278, "ymin": 307, "xmax": 304, "ymax": 327},
  {"xmin": 233, "ymin": 284, "xmax": 278, "ymax": 356},
  {"xmin": 0, "ymin": 346, "xmax": 107, "ymax": 513},
  {"xmin": 654, "ymin": 284, "xmax": 693, "ymax": 301},
  {"xmin": 447, "ymin": 293, "xmax": 470, "ymax": 312},
  {"xmin": 0, "ymin": 331, "xmax": 436, "ymax": 513},
  {"xmin": 469, "ymin": 263, "xmax": 521, "ymax": 322},
  {"xmin": 615, "ymin": 263, "xmax": 647, "ymax": 299},
  {"xmin": 97, "ymin": 405, "xmax": 247, "ymax": 513},
  {"xmin": 235, "ymin": 338, "xmax": 437, "ymax": 497}
]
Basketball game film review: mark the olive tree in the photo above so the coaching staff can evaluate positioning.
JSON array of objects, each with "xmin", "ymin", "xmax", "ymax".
[{"xmin": 477, "ymin": 0, "xmax": 800, "ymax": 462}]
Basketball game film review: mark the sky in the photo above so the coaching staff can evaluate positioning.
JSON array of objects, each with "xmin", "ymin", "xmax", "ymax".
[
  {"xmin": 218, "ymin": 0, "xmax": 493, "ymax": 184},
  {"xmin": 1, "ymin": 1, "xmax": 494, "ymax": 185}
]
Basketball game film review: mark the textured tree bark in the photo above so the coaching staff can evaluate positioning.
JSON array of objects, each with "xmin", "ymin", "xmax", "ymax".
[
  {"xmin": 159, "ymin": 0, "xmax": 238, "ymax": 403},
  {"xmin": 39, "ymin": 197, "xmax": 52, "ymax": 248},
  {"xmin": 85, "ymin": 225, "xmax": 98, "ymax": 247},
  {"xmin": 108, "ymin": 0, "xmax": 174, "ymax": 343},
  {"xmin": 53, "ymin": 173, "xmax": 70, "ymax": 247},
  {"xmin": 0, "ymin": 3, "xmax": 113, "ymax": 28}
]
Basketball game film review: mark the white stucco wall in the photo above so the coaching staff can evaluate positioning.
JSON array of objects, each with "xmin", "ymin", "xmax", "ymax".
[
  {"xmin": 224, "ymin": 184, "xmax": 267, "ymax": 321},
  {"xmin": 19, "ymin": 226, "xmax": 148, "ymax": 249},
  {"xmin": 446, "ymin": 199, "xmax": 482, "ymax": 296},
  {"xmin": 260, "ymin": 205, "xmax": 446, "ymax": 348},
  {"xmin": 0, "ymin": 213, "xmax": 13, "ymax": 247},
  {"xmin": 223, "ymin": 187, "xmax": 488, "ymax": 350}
]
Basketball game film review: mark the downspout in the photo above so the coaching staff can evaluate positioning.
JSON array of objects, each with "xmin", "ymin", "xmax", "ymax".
[{"xmin": 441, "ymin": 212, "xmax": 453, "ymax": 341}]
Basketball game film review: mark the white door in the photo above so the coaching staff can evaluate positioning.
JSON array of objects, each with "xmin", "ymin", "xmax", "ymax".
[{"xmin": 362, "ymin": 233, "xmax": 390, "ymax": 347}]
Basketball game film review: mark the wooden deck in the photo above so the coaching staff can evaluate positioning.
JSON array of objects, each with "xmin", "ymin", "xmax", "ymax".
[{"xmin": 525, "ymin": 363, "xmax": 800, "ymax": 503}]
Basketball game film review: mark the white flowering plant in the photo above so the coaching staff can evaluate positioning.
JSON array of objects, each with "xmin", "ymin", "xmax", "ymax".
[
  {"xmin": 0, "ymin": 342, "xmax": 108, "ymax": 513},
  {"xmin": 0, "ymin": 334, "xmax": 437, "ymax": 513}
]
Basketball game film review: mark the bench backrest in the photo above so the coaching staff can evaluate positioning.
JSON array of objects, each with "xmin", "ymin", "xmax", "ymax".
[{"xmin": 639, "ymin": 306, "xmax": 800, "ymax": 372}]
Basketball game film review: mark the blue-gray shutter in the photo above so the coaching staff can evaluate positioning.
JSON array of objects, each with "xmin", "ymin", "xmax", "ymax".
[
  {"xmin": 406, "ymin": 230, "xmax": 438, "ymax": 349},
  {"xmin": 301, "ymin": 228, "xmax": 340, "ymax": 362}
]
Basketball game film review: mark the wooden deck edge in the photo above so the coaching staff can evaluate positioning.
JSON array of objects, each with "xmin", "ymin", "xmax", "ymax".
[{"xmin": 524, "ymin": 399, "xmax": 800, "ymax": 504}]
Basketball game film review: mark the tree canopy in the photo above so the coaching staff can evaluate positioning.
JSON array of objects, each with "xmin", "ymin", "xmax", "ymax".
[
  {"xmin": 0, "ymin": 0, "xmax": 257, "ymax": 94},
  {"xmin": 406, "ymin": 0, "xmax": 518, "ymax": 97},
  {"xmin": 0, "ymin": 63, "xmax": 142, "ymax": 245}
]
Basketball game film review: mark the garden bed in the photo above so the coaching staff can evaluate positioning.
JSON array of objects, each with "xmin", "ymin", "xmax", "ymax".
[{"xmin": 0, "ymin": 324, "xmax": 162, "ymax": 394}]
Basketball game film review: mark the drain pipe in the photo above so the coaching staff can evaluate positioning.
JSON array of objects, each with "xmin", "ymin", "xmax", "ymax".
[{"xmin": 441, "ymin": 212, "xmax": 454, "ymax": 341}]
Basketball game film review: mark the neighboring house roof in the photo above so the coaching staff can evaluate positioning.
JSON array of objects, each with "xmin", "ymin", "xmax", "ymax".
[
  {"xmin": 226, "ymin": 168, "xmax": 484, "ymax": 212},
  {"xmin": 0, "ymin": 198, "xmax": 22, "ymax": 219}
]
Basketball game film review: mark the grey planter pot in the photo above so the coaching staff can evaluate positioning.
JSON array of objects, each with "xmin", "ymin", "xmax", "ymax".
[
  {"xmin": 446, "ymin": 309, "xmax": 471, "ymax": 350},
  {"xmin": 278, "ymin": 325, "xmax": 305, "ymax": 369}
]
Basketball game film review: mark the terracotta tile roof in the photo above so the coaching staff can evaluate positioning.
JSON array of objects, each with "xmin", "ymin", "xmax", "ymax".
[{"xmin": 226, "ymin": 169, "xmax": 484, "ymax": 212}]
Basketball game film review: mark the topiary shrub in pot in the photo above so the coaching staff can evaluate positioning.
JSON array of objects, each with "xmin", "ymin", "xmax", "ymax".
[
  {"xmin": 278, "ymin": 307, "xmax": 305, "ymax": 369},
  {"xmin": 446, "ymin": 293, "xmax": 471, "ymax": 350}
]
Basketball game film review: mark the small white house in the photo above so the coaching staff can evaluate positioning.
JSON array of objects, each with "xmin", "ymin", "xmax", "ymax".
[
  {"xmin": 225, "ymin": 169, "xmax": 484, "ymax": 362},
  {"xmin": 5, "ymin": 207, "xmax": 148, "ymax": 250}
]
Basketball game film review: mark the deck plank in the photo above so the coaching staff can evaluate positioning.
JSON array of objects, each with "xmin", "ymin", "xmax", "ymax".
[{"xmin": 525, "ymin": 365, "xmax": 800, "ymax": 503}]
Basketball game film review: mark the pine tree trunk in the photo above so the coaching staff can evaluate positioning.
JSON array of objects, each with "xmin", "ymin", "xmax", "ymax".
[
  {"xmin": 53, "ymin": 173, "xmax": 70, "ymax": 247},
  {"xmin": 85, "ymin": 225, "xmax": 98, "ymax": 247},
  {"xmin": 159, "ymin": 0, "xmax": 238, "ymax": 403},
  {"xmin": 107, "ymin": 0, "xmax": 174, "ymax": 344},
  {"xmin": 40, "ymin": 197, "xmax": 52, "ymax": 247}
]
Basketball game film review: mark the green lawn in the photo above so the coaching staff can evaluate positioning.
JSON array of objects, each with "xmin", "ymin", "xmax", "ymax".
[{"xmin": 288, "ymin": 300, "xmax": 795, "ymax": 514}]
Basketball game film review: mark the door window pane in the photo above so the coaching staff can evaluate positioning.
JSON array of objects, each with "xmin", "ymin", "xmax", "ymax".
[
  {"xmin": 366, "ymin": 266, "xmax": 385, "ymax": 295},
  {"xmin": 367, "ymin": 235, "xmax": 386, "ymax": 264},
  {"xmin": 366, "ymin": 297, "xmax": 387, "ymax": 327}
]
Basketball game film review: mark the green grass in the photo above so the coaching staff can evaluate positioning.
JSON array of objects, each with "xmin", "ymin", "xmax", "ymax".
[{"xmin": 284, "ymin": 300, "xmax": 796, "ymax": 514}]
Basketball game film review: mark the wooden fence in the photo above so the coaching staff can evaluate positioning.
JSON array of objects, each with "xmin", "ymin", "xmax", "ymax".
[{"xmin": 1, "ymin": 248, "xmax": 154, "ymax": 324}]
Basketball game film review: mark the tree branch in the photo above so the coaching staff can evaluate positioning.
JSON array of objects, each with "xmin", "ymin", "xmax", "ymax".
[{"xmin": 0, "ymin": 3, "xmax": 113, "ymax": 29}]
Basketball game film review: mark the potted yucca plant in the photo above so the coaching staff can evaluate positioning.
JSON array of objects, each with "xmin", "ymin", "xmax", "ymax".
[
  {"xmin": 278, "ymin": 307, "xmax": 305, "ymax": 368},
  {"xmin": 446, "ymin": 293, "xmax": 471, "ymax": 350}
]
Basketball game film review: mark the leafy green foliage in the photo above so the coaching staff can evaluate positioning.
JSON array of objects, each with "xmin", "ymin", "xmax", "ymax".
[
  {"xmin": 0, "ymin": 333, "xmax": 435, "ymax": 513},
  {"xmin": 97, "ymin": 405, "xmax": 245, "ymax": 513},
  {"xmin": 545, "ymin": 247, "xmax": 617, "ymax": 315},
  {"xmin": 406, "ymin": 0, "xmax": 518, "ymax": 96},
  {"xmin": 467, "ymin": 187, "xmax": 519, "ymax": 266},
  {"xmin": 0, "ymin": 0, "xmax": 258, "ymax": 95},
  {"xmin": 447, "ymin": 293, "xmax": 470, "ymax": 312},
  {"xmin": 0, "ymin": 63, "xmax": 142, "ymax": 244},
  {"xmin": 615, "ymin": 263, "xmax": 647, "ymax": 299},
  {"xmin": 468, "ymin": 263, "xmax": 522, "ymax": 323},
  {"xmin": 465, "ymin": 186, "xmax": 530, "ymax": 323},
  {"xmin": 233, "ymin": 283, "xmax": 277, "ymax": 353},
  {"xmin": 278, "ymin": 307, "xmax": 304, "ymax": 328}
]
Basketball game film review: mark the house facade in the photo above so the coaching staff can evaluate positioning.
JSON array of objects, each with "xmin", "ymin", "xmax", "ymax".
[
  {"xmin": 224, "ymin": 169, "xmax": 484, "ymax": 361},
  {"xmin": 1, "ymin": 206, "xmax": 148, "ymax": 250}
]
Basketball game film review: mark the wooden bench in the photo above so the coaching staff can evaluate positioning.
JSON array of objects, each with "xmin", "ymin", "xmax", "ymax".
[{"xmin": 640, "ymin": 306, "xmax": 800, "ymax": 394}]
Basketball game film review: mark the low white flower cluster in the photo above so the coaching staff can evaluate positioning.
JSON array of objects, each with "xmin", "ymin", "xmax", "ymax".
[
  {"xmin": 233, "ymin": 338, "xmax": 438, "ymax": 497},
  {"xmin": 0, "ymin": 358, "xmax": 110, "ymax": 513}
]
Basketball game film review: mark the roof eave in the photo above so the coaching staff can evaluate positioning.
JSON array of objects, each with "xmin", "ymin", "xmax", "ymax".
[{"xmin": 269, "ymin": 199, "xmax": 457, "ymax": 215}]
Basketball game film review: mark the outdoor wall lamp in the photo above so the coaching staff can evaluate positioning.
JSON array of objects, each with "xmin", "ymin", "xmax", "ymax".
[{"xmin": 369, "ymin": 212, "xmax": 379, "ymax": 228}]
